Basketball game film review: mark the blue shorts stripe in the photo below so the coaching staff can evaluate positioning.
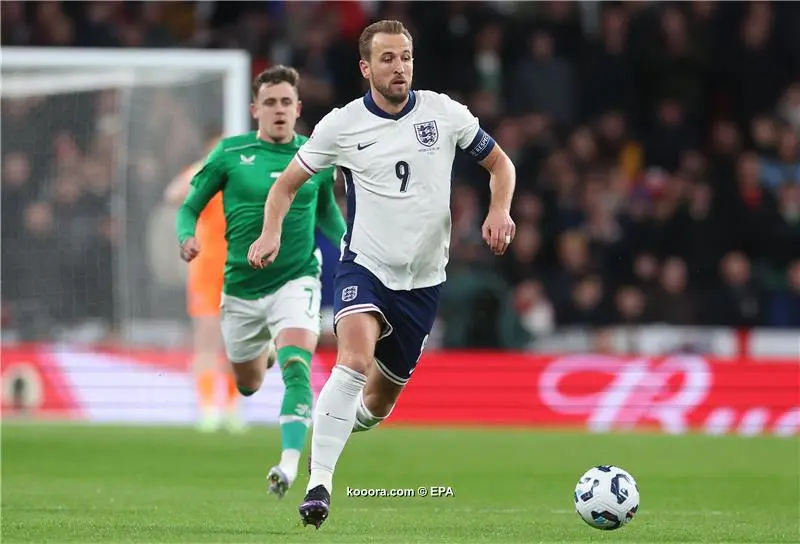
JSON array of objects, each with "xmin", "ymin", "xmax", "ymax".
[{"xmin": 340, "ymin": 166, "xmax": 357, "ymax": 262}]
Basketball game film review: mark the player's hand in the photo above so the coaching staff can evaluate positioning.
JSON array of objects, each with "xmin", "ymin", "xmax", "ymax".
[
  {"xmin": 247, "ymin": 232, "xmax": 281, "ymax": 269},
  {"xmin": 482, "ymin": 206, "xmax": 516, "ymax": 256},
  {"xmin": 180, "ymin": 237, "xmax": 201, "ymax": 262}
]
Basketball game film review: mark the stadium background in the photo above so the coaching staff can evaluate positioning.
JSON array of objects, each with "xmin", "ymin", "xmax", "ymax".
[
  {"xmin": 1, "ymin": 1, "xmax": 798, "ymax": 431},
  {"xmin": 1, "ymin": 2, "xmax": 799, "ymax": 543}
]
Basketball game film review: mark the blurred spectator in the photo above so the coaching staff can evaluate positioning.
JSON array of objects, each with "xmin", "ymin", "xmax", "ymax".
[
  {"xmin": 546, "ymin": 230, "xmax": 593, "ymax": 311},
  {"xmin": 643, "ymin": 97, "xmax": 699, "ymax": 173},
  {"xmin": 709, "ymin": 251, "xmax": 765, "ymax": 327},
  {"xmin": 680, "ymin": 182, "xmax": 728, "ymax": 287},
  {"xmin": 510, "ymin": 28, "xmax": 575, "ymax": 125},
  {"xmin": 579, "ymin": 5, "xmax": 631, "ymax": 122},
  {"xmin": 559, "ymin": 274, "xmax": 611, "ymax": 326},
  {"xmin": 770, "ymin": 182, "xmax": 800, "ymax": 269},
  {"xmin": 761, "ymin": 125, "xmax": 800, "ymax": 190},
  {"xmin": 614, "ymin": 285, "xmax": 650, "ymax": 325},
  {"xmin": 770, "ymin": 261, "xmax": 800, "ymax": 327},
  {"xmin": 513, "ymin": 280, "xmax": 555, "ymax": 337},
  {"xmin": 651, "ymin": 256, "xmax": 697, "ymax": 325},
  {"xmin": 777, "ymin": 83, "xmax": 800, "ymax": 133}
]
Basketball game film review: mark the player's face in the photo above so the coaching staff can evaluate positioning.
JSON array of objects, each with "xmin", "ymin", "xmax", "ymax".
[
  {"xmin": 251, "ymin": 82, "xmax": 301, "ymax": 144},
  {"xmin": 361, "ymin": 32, "xmax": 413, "ymax": 105}
]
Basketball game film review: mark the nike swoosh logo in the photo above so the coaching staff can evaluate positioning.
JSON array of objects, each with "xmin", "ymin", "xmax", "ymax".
[
  {"xmin": 357, "ymin": 142, "xmax": 376, "ymax": 150},
  {"xmin": 324, "ymin": 412, "xmax": 348, "ymax": 422}
]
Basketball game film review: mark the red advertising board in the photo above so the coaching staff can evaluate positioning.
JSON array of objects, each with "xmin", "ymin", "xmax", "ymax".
[
  {"xmin": 1, "ymin": 344, "xmax": 797, "ymax": 436},
  {"xmin": 317, "ymin": 352, "xmax": 799, "ymax": 436},
  {"xmin": 0, "ymin": 344, "xmax": 82, "ymax": 418}
]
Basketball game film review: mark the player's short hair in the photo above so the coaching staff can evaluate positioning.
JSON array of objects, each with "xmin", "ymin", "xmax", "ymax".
[
  {"xmin": 251, "ymin": 65, "xmax": 300, "ymax": 98},
  {"xmin": 358, "ymin": 20, "xmax": 413, "ymax": 61}
]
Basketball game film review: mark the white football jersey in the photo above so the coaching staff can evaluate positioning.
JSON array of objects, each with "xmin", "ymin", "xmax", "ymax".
[{"xmin": 295, "ymin": 90, "xmax": 495, "ymax": 291}]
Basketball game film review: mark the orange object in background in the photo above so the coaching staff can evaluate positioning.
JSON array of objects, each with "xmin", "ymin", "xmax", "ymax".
[{"xmin": 187, "ymin": 193, "xmax": 226, "ymax": 317}]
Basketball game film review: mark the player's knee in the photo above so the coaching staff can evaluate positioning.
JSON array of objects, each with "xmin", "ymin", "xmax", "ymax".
[
  {"xmin": 335, "ymin": 313, "xmax": 382, "ymax": 375},
  {"xmin": 336, "ymin": 350, "xmax": 372, "ymax": 375}
]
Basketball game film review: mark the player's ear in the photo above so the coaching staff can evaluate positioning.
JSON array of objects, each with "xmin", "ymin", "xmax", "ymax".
[
  {"xmin": 358, "ymin": 59, "xmax": 370, "ymax": 79},
  {"xmin": 249, "ymin": 101, "xmax": 258, "ymax": 120},
  {"xmin": 296, "ymin": 99, "xmax": 302, "ymax": 118}
]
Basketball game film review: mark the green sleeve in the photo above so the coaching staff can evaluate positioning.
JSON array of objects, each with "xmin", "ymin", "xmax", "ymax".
[
  {"xmin": 315, "ymin": 168, "xmax": 346, "ymax": 247},
  {"xmin": 175, "ymin": 143, "xmax": 226, "ymax": 244}
]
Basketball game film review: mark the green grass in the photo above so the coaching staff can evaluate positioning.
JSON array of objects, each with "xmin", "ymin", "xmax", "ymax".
[{"xmin": 1, "ymin": 423, "xmax": 798, "ymax": 543}]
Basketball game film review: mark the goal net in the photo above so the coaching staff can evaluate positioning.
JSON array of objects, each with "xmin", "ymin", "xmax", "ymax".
[{"xmin": 1, "ymin": 48, "xmax": 251, "ymax": 346}]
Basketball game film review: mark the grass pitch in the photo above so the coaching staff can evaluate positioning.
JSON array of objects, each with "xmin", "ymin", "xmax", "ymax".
[{"xmin": 1, "ymin": 423, "xmax": 797, "ymax": 543}]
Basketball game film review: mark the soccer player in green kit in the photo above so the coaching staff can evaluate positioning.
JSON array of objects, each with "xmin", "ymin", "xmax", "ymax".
[{"xmin": 175, "ymin": 65, "xmax": 346, "ymax": 499}]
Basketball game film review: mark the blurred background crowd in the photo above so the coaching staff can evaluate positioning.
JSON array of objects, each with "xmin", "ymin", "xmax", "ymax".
[{"xmin": 2, "ymin": 1, "xmax": 799, "ymax": 348}]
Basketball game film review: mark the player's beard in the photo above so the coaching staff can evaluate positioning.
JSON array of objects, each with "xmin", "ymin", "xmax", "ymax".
[{"xmin": 374, "ymin": 79, "xmax": 408, "ymax": 105}]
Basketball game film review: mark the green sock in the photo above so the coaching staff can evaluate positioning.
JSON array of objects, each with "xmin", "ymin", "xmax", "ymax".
[{"xmin": 277, "ymin": 346, "xmax": 313, "ymax": 453}]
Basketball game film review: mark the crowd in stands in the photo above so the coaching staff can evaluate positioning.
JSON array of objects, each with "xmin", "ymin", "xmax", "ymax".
[{"xmin": 2, "ymin": 1, "xmax": 799, "ymax": 345}]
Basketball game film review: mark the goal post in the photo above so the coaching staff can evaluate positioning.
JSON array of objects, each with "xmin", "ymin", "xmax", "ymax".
[
  {"xmin": 1, "ymin": 47, "xmax": 251, "ymax": 345},
  {"xmin": 1, "ymin": 48, "xmax": 251, "ymax": 135}
]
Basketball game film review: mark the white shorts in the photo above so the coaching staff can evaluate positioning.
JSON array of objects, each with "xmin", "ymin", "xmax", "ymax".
[{"xmin": 220, "ymin": 275, "xmax": 321, "ymax": 363}]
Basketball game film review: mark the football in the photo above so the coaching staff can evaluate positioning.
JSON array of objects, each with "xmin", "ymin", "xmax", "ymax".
[{"xmin": 574, "ymin": 465, "xmax": 640, "ymax": 530}]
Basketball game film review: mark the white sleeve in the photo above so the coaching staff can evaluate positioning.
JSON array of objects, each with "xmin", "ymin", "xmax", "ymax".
[
  {"xmin": 448, "ymin": 97, "xmax": 495, "ymax": 161},
  {"xmin": 295, "ymin": 109, "xmax": 340, "ymax": 174}
]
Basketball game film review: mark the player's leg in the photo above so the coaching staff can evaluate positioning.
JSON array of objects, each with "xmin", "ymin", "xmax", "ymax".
[
  {"xmin": 300, "ymin": 312, "xmax": 381, "ymax": 527},
  {"xmin": 261, "ymin": 276, "xmax": 322, "ymax": 498},
  {"xmin": 222, "ymin": 362, "xmax": 244, "ymax": 432},
  {"xmin": 266, "ymin": 328, "xmax": 316, "ymax": 497},
  {"xmin": 190, "ymin": 315, "xmax": 225, "ymax": 431},
  {"xmin": 299, "ymin": 263, "xmax": 390, "ymax": 528},
  {"xmin": 355, "ymin": 284, "xmax": 439, "ymax": 433},
  {"xmin": 187, "ymin": 265, "xmax": 227, "ymax": 432},
  {"xmin": 219, "ymin": 293, "xmax": 277, "ymax": 396},
  {"xmin": 201, "ymin": 261, "xmax": 248, "ymax": 433}
]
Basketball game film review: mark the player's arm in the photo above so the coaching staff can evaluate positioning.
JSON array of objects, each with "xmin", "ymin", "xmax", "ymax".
[
  {"xmin": 175, "ymin": 144, "xmax": 226, "ymax": 262},
  {"xmin": 451, "ymin": 100, "xmax": 516, "ymax": 255},
  {"xmin": 248, "ymin": 110, "xmax": 340, "ymax": 268},
  {"xmin": 479, "ymin": 144, "xmax": 516, "ymax": 218},
  {"xmin": 315, "ymin": 168, "xmax": 346, "ymax": 247},
  {"xmin": 261, "ymin": 159, "xmax": 312, "ymax": 238}
]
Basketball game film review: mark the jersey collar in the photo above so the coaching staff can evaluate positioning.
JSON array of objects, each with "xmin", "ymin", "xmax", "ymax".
[
  {"xmin": 363, "ymin": 90, "xmax": 416, "ymax": 120},
  {"xmin": 256, "ymin": 131, "xmax": 301, "ymax": 150}
]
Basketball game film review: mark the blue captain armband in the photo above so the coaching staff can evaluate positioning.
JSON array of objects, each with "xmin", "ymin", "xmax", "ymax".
[{"xmin": 463, "ymin": 128, "xmax": 496, "ymax": 161}]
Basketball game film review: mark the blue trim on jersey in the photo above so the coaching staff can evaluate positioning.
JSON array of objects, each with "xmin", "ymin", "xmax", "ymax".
[
  {"xmin": 340, "ymin": 166, "xmax": 357, "ymax": 262},
  {"xmin": 363, "ymin": 90, "xmax": 417, "ymax": 120},
  {"xmin": 463, "ymin": 128, "xmax": 495, "ymax": 161}
]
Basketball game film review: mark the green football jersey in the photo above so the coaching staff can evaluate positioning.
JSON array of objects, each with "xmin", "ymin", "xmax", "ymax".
[{"xmin": 176, "ymin": 131, "xmax": 345, "ymax": 300}]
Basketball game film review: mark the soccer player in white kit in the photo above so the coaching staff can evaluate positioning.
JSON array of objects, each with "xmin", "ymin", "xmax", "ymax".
[{"xmin": 247, "ymin": 20, "xmax": 517, "ymax": 529}]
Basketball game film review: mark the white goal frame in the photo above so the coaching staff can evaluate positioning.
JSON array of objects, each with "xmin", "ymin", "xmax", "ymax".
[
  {"xmin": 1, "ymin": 47, "xmax": 252, "ymax": 136},
  {"xmin": 1, "ymin": 47, "xmax": 251, "ymax": 344}
]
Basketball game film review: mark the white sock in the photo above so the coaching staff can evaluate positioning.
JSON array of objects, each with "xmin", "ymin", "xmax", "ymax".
[
  {"xmin": 353, "ymin": 391, "xmax": 387, "ymax": 432},
  {"xmin": 306, "ymin": 365, "xmax": 366, "ymax": 494},
  {"xmin": 278, "ymin": 448, "xmax": 301, "ymax": 484}
]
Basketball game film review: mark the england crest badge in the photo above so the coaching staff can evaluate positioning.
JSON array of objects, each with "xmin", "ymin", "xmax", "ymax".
[
  {"xmin": 341, "ymin": 285, "xmax": 358, "ymax": 302},
  {"xmin": 414, "ymin": 121, "xmax": 439, "ymax": 147}
]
